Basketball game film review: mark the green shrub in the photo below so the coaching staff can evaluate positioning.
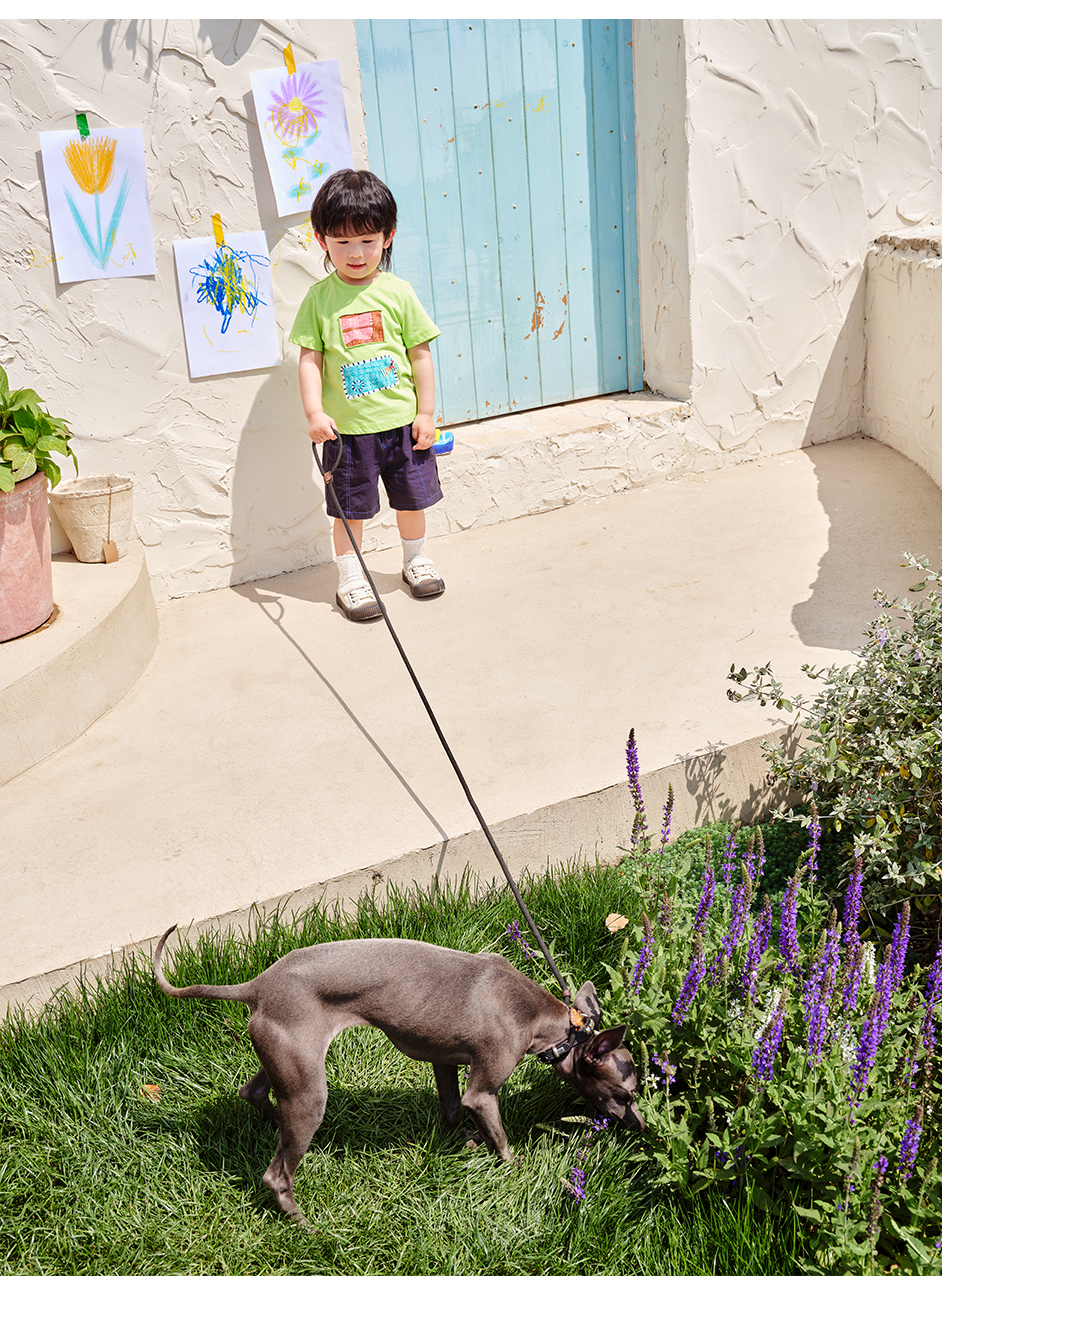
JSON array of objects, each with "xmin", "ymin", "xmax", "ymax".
[
  {"xmin": 603, "ymin": 737, "xmax": 942, "ymax": 1275},
  {"xmin": 726, "ymin": 554, "xmax": 941, "ymax": 919}
]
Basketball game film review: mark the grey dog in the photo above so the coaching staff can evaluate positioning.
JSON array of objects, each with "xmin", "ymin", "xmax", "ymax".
[{"xmin": 154, "ymin": 926, "xmax": 644, "ymax": 1221}]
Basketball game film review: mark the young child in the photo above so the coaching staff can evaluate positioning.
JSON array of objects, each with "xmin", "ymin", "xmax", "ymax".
[{"xmin": 290, "ymin": 169, "xmax": 445, "ymax": 621}]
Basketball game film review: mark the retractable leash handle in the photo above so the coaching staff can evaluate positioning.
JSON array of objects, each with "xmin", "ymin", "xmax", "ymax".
[{"xmin": 315, "ymin": 436, "xmax": 572, "ymax": 1006}]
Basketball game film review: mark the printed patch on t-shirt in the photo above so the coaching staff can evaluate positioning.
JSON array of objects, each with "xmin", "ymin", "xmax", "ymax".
[
  {"xmin": 340, "ymin": 311, "xmax": 385, "ymax": 347},
  {"xmin": 341, "ymin": 355, "xmax": 399, "ymax": 399}
]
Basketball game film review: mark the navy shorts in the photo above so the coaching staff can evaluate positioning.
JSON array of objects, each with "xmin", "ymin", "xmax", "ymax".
[{"xmin": 323, "ymin": 427, "xmax": 443, "ymax": 521}]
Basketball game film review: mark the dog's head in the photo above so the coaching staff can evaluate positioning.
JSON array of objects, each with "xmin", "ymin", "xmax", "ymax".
[{"xmin": 559, "ymin": 982, "xmax": 645, "ymax": 1131}]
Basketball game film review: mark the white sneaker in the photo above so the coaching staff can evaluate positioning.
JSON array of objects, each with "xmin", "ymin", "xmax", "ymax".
[
  {"xmin": 336, "ymin": 580, "xmax": 381, "ymax": 621},
  {"xmin": 402, "ymin": 555, "xmax": 445, "ymax": 599}
]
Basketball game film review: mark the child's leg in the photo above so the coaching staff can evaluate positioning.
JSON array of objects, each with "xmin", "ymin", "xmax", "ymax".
[
  {"xmin": 333, "ymin": 517, "xmax": 365, "ymax": 556},
  {"xmin": 397, "ymin": 509, "xmax": 444, "ymax": 598}
]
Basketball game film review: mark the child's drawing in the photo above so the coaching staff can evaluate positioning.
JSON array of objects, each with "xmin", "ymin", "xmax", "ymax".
[
  {"xmin": 173, "ymin": 230, "xmax": 281, "ymax": 379},
  {"xmin": 250, "ymin": 59, "xmax": 352, "ymax": 217},
  {"xmin": 39, "ymin": 127, "xmax": 156, "ymax": 283}
]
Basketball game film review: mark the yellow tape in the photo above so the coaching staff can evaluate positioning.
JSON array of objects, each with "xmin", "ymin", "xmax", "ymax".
[
  {"xmin": 212, "ymin": 213, "xmax": 224, "ymax": 248},
  {"xmin": 283, "ymin": 43, "xmax": 296, "ymax": 75}
]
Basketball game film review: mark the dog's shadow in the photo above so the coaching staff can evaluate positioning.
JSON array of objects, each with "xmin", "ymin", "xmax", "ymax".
[{"xmin": 190, "ymin": 1065, "xmax": 580, "ymax": 1212}]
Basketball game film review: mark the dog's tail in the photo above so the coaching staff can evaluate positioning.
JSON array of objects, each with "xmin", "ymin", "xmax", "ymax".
[{"xmin": 153, "ymin": 925, "xmax": 257, "ymax": 1005}]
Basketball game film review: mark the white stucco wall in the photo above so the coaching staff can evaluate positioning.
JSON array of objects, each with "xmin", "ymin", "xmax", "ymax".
[
  {"xmin": 0, "ymin": 18, "xmax": 364, "ymax": 600},
  {"xmin": 635, "ymin": 18, "xmax": 941, "ymax": 459}
]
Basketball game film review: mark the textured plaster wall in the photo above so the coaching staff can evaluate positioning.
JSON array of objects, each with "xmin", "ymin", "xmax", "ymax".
[
  {"xmin": 0, "ymin": 18, "xmax": 363, "ymax": 600},
  {"xmin": 636, "ymin": 18, "xmax": 941, "ymax": 460},
  {"xmin": 863, "ymin": 230, "xmax": 941, "ymax": 487}
]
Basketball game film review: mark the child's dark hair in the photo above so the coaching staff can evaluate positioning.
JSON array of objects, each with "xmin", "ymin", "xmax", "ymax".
[{"xmin": 310, "ymin": 169, "xmax": 397, "ymax": 272}]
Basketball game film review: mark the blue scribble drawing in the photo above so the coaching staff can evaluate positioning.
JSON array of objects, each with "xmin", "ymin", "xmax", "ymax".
[
  {"xmin": 189, "ymin": 244, "xmax": 270, "ymax": 335},
  {"xmin": 62, "ymin": 135, "xmax": 132, "ymax": 270}
]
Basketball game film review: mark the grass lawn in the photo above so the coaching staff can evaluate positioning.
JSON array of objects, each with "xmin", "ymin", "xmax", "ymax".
[{"xmin": 0, "ymin": 863, "xmax": 806, "ymax": 1276}]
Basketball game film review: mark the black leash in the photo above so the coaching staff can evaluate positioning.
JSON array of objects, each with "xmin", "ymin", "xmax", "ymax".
[{"xmin": 314, "ymin": 436, "xmax": 572, "ymax": 1006}]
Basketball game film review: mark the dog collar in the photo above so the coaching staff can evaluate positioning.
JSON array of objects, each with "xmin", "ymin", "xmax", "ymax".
[{"xmin": 536, "ymin": 1011, "xmax": 595, "ymax": 1064}]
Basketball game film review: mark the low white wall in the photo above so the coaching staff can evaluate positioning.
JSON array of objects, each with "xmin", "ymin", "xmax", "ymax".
[{"xmin": 863, "ymin": 230, "xmax": 942, "ymax": 488}]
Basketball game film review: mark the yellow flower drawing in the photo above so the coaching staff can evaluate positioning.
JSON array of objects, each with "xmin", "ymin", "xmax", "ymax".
[
  {"xmin": 61, "ymin": 133, "xmax": 130, "ymax": 270},
  {"xmin": 63, "ymin": 135, "xmax": 118, "ymax": 196}
]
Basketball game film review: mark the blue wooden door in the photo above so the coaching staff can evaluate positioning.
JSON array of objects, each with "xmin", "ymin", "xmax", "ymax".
[{"xmin": 354, "ymin": 19, "xmax": 641, "ymax": 425}]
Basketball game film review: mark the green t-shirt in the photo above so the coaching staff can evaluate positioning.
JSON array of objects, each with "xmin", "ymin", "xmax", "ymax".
[{"xmin": 289, "ymin": 271, "xmax": 440, "ymax": 434}]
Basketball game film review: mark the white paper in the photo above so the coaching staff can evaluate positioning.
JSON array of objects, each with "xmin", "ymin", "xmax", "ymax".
[
  {"xmin": 39, "ymin": 127, "xmax": 157, "ymax": 283},
  {"xmin": 250, "ymin": 59, "xmax": 353, "ymax": 217},
  {"xmin": 173, "ymin": 231, "xmax": 281, "ymax": 379}
]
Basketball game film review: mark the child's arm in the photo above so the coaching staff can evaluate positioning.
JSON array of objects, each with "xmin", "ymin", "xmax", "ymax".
[
  {"xmin": 298, "ymin": 347, "xmax": 337, "ymax": 443},
  {"xmin": 408, "ymin": 342, "xmax": 436, "ymax": 450}
]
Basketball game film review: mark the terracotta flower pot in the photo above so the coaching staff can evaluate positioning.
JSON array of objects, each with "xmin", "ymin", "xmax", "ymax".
[{"xmin": 0, "ymin": 471, "xmax": 54, "ymax": 642}]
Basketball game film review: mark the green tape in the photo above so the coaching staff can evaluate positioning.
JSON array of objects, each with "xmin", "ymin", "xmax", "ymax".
[{"xmin": 76, "ymin": 112, "xmax": 89, "ymax": 137}]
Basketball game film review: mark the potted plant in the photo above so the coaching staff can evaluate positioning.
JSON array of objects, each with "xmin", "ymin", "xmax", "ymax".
[{"xmin": 0, "ymin": 363, "xmax": 78, "ymax": 642}]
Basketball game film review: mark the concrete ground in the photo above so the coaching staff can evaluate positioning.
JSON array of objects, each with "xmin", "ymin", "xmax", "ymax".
[{"xmin": 0, "ymin": 435, "xmax": 941, "ymax": 1012}]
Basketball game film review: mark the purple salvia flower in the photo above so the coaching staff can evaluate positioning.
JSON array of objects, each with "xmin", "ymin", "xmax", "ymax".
[
  {"xmin": 889, "ymin": 901, "xmax": 911, "ymax": 994},
  {"xmin": 743, "ymin": 825, "xmax": 766, "ymax": 891},
  {"xmin": 659, "ymin": 784, "xmax": 674, "ymax": 853},
  {"xmin": 898, "ymin": 1105, "xmax": 924, "ymax": 1182},
  {"xmin": 723, "ymin": 862, "xmax": 752, "ymax": 958},
  {"xmin": 658, "ymin": 894, "xmax": 674, "ymax": 938},
  {"xmin": 777, "ymin": 867, "xmax": 802, "ymax": 978},
  {"xmin": 806, "ymin": 802, "xmax": 821, "ymax": 892},
  {"xmin": 672, "ymin": 937, "xmax": 706, "ymax": 1026},
  {"xmin": 704, "ymin": 948, "xmax": 726, "ymax": 988},
  {"xmin": 567, "ymin": 1165, "xmax": 585, "ymax": 1202},
  {"xmin": 842, "ymin": 858, "xmax": 864, "ymax": 952},
  {"xmin": 920, "ymin": 943, "xmax": 943, "ymax": 1057},
  {"xmin": 720, "ymin": 827, "xmax": 739, "ymax": 892},
  {"xmin": 804, "ymin": 923, "xmax": 841, "ymax": 1066},
  {"xmin": 740, "ymin": 896, "xmax": 772, "ymax": 1001},
  {"xmin": 841, "ymin": 941, "xmax": 865, "ymax": 1014},
  {"xmin": 848, "ymin": 943, "xmax": 895, "ymax": 1115},
  {"xmin": 693, "ymin": 862, "xmax": 716, "ymax": 935},
  {"xmin": 626, "ymin": 728, "xmax": 647, "ymax": 849},
  {"xmin": 630, "ymin": 915, "xmax": 654, "ymax": 995},
  {"xmin": 507, "ymin": 919, "xmax": 538, "ymax": 960},
  {"xmin": 651, "ymin": 1055, "xmax": 676, "ymax": 1087},
  {"xmin": 751, "ymin": 995, "xmax": 786, "ymax": 1082}
]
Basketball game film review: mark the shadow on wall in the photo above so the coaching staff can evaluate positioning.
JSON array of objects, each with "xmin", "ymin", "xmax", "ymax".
[
  {"xmin": 792, "ymin": 437, "xmax": 942, "ymax": 652},
  {"xmin": 676, "ymin": 729, "xmax": 803, "ymax": 829},
  {"xmin": 227, "ymin": 364, "xmax": 332, "ymax": 588}
]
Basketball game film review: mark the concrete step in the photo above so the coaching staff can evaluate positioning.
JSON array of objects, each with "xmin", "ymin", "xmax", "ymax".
[{"xmin": 0, "ymin": 543, "xmax": 158, "ymax": 786}]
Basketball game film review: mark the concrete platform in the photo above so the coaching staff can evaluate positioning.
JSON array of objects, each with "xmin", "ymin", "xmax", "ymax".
[
  {"xmin": 0, "ymin": 435, "xmax": 941, "ymax": 1014},
  {"xmin": 0, "ymin": 544, "xmax": 158, "ymax": 785}
]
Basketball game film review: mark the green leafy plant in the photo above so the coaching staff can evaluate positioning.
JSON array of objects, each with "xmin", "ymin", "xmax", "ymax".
[
  {"xmin": 726, "ymin": 554, "xmax": 941, "ymax": 916},
  {"xmin": 603, "ymin": 734, "xmax": 942, "ymax": 1275},
  {"xmin": 0, "ymin": 363, "xmax": 77, "ymax": 493}
]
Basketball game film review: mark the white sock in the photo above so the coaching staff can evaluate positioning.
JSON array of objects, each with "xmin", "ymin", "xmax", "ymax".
[
  {"xmin": 336, "ymin": 551, "xmax": 367, "ymax": 592},
  {"xmin": 401, "ymin": 536, "xmax": 426, "ymax": 566}
]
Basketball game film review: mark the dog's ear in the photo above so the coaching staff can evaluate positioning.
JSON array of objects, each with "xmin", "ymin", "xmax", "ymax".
[
  {"xmin": 571, "ymin": 980, "xmax": 602, "ymax": 1023},
  {"xmin": 584, "ymin": 1025, "xmax": 627, "ymax": 1062}
]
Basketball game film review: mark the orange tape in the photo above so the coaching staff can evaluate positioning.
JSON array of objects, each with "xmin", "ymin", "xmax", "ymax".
[{"xmin": 283, "ymin": 43, "xmax": 296, "ymax": 75}]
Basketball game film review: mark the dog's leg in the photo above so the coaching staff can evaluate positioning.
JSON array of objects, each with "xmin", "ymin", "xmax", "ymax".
[
  {"xmin": 459, "ymin": 1064, "xmax": 515, "ymax": 1163},
  {"xmin": 239, "ymin": 1067, "xmax": 280, "ymax": 1124},
  {"xmin": 249, "ymin": 1025, "xmax": 330, "ymax": 1224},
  {"xmin": 433, "ymin": 1063, "xmax": 484, "ymax": 1149}
]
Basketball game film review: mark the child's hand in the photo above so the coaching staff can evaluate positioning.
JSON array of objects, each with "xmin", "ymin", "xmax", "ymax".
[
  {"xmin": 411, "ymin": 413, "xmax": 437, "ymax": 451},
  {"xmin": 307, "ymin": 412, "xmax": 338, "ymax": 445}
]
